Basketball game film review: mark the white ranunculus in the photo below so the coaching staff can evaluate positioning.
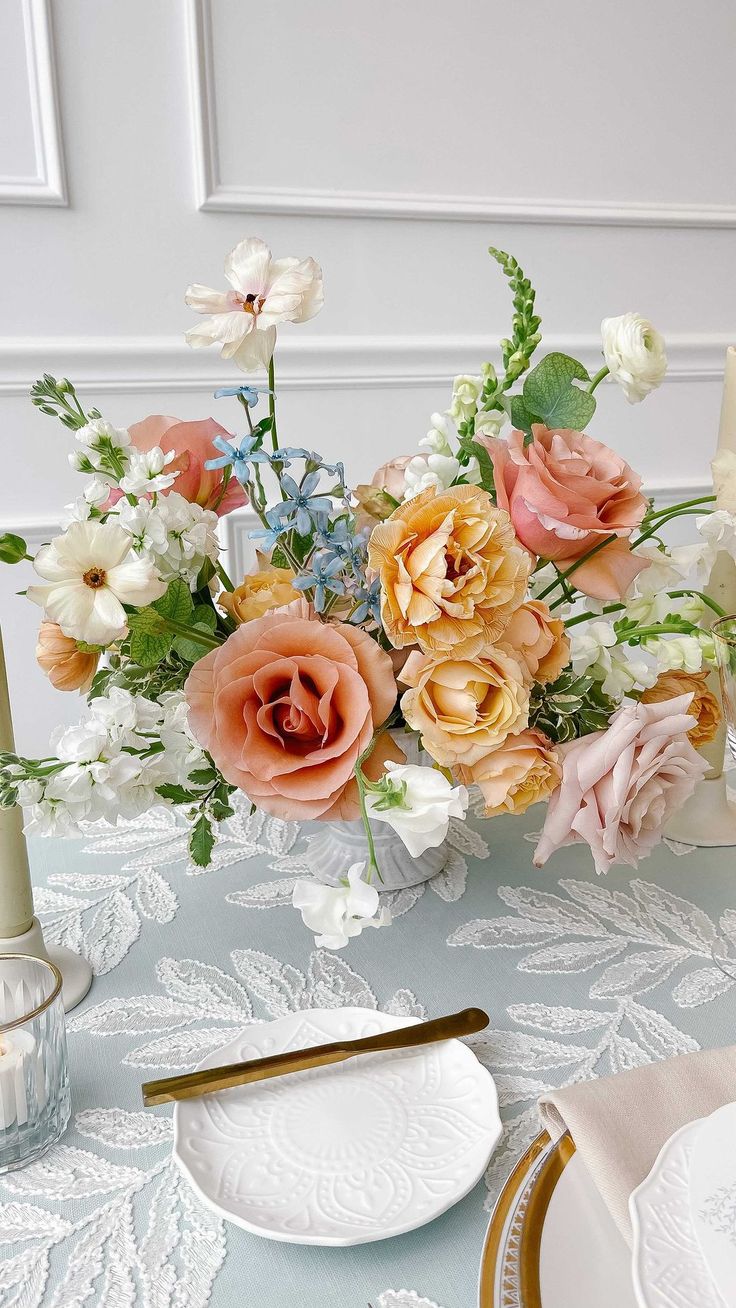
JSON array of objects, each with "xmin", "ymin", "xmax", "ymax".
[
  {"xmin": 712, "ymin": 449, "xmax": 736, "ymax": 513},
  {"xmin": 365, "ymin": 762, "xmax": 469, "ymax": 858},
  {"xmin": 292, "ymin": 862, "xmax": 390, "ymax": 949},
  {"xmin": 403, "ymin": 453, "xmax": 461, "ymax": 500},
  {"xmin": 27, "ymin": 520, "xmax": 166, "ymax": 645},
  {"xmin": 601, "ymin": 312, "xmax": 667, "ymax": 403},
  {"xmin": 185, "ymin": 236, "xmax": 324, "ymax": 373},
  {"xmin": 119, "ymin": 446, "xmax": 178, "ymax": 497}
]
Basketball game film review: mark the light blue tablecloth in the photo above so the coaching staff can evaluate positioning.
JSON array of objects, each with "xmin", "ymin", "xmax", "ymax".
[{"xmin": 3, "ymin": 789, "xmax": 736, "ymax": 1308}]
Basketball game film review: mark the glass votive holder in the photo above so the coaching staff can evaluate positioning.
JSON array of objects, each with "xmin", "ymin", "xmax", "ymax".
[
  {"xmin": 713, "ymin": 615, "xmax": 736, "ymax": 766},
  {"xmin": 0, "ymin": 954, "xmax": 70, "ymax": 1172}
]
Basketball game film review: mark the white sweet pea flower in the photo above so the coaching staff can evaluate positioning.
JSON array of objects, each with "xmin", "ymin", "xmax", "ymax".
[
  {"xmin": 712, "ymin": 449, "xmax": 736, "ymax": 513},
  {"xmin": 27, "ymin": 520, "xmax": 166, "ymax": 645},
  {"xmin": 625, "ymin": 545, "xmax": 704, "ymax": 625},
  {"xmin": 570, "ymin": 620, "xmax": 655, "ymax": 698},
  {"xmin": 292, "ymin": 862, "xmax": 390, "ymax": 950},
  {"xmin": 601, "ymin": 312, "xmax": 667, "ymax": 403},
  {"xmin": 119, "ymin": 446, "xmax": 178, "ymax": 497},
  {"xmin": 365, "ymin": 761, "xmax": 469, "ymax": 858},
  {"xmin": 643, "ymin": 632, "xmax": 713, "ymax": 673},
  {"xmin": 403, "ymin": 453, "xmax": 461, "ymax": 500},
  {"xmin": 185, "ymin": 236, "xmax": 323, "ymax": 373},
  {"xmin": 697, "ymin": 509, "xmax": 736, "ymax": 565},
  {"xmin": 570, "ymin": 621, "xmax": 618, "ymax": 676}
]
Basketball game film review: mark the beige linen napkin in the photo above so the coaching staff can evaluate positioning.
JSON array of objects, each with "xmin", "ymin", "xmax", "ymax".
[{"xmin": 538, "ymin": 1045, "xmax": 736, "ymax": 1242}]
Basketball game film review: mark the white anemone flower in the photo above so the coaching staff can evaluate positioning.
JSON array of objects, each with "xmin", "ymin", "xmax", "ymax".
[
  {"xmin": 27, "ymin": 520, "xmax": 166, "ymax": 645},
  {"xmin": 185, "ymin": 236, "xmax": 324, "ymax": 373},
  {"xmin": 292, "ymin": 862, "xmax": 390, "ymax": 950}
]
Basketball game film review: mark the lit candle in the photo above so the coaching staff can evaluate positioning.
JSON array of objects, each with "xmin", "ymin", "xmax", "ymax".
[
  {"xmin": 0, "ymin": 1029, "xmax": 37, "ymax": 1130},
  {"xmin": 703, "ymin": 347, "xmax": 736, "ymax": 775},
  {"xmin": 0, "ymin": 627, "xmax": 34, "ymax": 939}
]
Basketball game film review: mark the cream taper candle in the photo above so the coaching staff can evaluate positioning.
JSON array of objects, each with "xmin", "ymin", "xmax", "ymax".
[
  {"xmin": 701, "ymin": 346, "xmax": 736, "ymax": 775},
  {"xmin": 0, "ymin": 628, "xmax": 34, "ymax": 938}
]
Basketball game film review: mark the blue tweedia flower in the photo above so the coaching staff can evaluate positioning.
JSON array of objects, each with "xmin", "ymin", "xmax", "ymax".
[
  {"xmin": 205, "ymin": 435, "xmax": 271, "ymax": 485},
  {"xmin": 291, "ymin": 553, "xmax": 346, "ymax": 613},
  {"xmin": 214, "ymin": 385, "xmax": 272, "ymax": 408},
  {"xmin": 269, "ymin": 472, "xmax": 333, "ymax": 536},
  {"xmin": 248, "ymin": 504, "xmax": 286, "ymax": 550},
  {"xmin": 271, "ymin": 447, "xmax": 311, "ymax": 465},
  {"xmin": 350, "ymin": 576, "xmax": 381, "ymax": 625}
]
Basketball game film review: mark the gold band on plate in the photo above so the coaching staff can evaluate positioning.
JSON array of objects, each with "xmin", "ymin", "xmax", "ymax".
[{"xmin": 478, "ymin": 1131, "xmax": 576, "ymax": 1306}]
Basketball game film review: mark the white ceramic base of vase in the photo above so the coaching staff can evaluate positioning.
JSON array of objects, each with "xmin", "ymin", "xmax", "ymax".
[
  {"xmin": 664, "ymin": 774, "xmax": 736, "ymax": 847},
  {"xmin": 0, "ymin": 917, "xmax": 93, "ymax": 1011}
]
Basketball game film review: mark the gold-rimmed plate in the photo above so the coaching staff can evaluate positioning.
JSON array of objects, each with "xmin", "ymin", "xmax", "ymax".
[{"xmin": 479, "ymin": 1132, "xmax": 635, "ymax": 1306}]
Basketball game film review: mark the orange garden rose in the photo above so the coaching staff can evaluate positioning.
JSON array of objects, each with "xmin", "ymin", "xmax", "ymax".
[
  {"xmin": 399, "ymin": 646, "xmax": 529, "ymax": 768},
  {"xmin": 36, "ymin": 621, "xmax": 99, "ymax": 692},
  {"xmin": 367, "ymin": 484, "xmax": 530, "ymax": 657},
  {"xmin": 219, "ymin": 560, "xmax": 299, "ymax": 624},
  {"xmin": 461, "ymin": 728, "xmax": 562, "ymax": 817},
  {"xmin": 641, "ymin": 670, "xmax": 721, "ymax": 747},
  {"xmin": 185, "ymin": 607, "xmax": 400, "ymax": 821},
  {"xmin": 502, "ymin": 600, "xmax": 570, "ymax": 685}
]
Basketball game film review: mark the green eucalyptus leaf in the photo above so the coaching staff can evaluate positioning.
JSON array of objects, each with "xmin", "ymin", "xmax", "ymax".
[
  {"xmin": 508, "ymin": 394, "xmax": 537, "ymax": 438},
  {"xmin": 153, "ymin": 577, "xmax": 193, "ymax": 623},
  {"xmin": 0, "ymin": 534, "xmax": 28, "ymax": 564},
  {"xmin": 522, "ymin": 353, "xmax": 596, "ymax": 431}
]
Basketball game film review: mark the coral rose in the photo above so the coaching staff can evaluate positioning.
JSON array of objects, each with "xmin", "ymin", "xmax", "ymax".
[
  {"xmin": 502, "ymin": 600, "xmax": 570, "ymax": 685},
  {"xmin": 185, "ymin": 609, "xmax": 399, "ymax": 821},
  {"xmin": 533, "ymin": 695, "xmax": 708, "ymax": 876},
  {"xmin": 461, "ymin": 729, "xmax": 561, "ymax": 817},
  {"xmin": 483, "ymin": 425, "xmax": 648, "ymax": 600},
  {"xmin": 368, "ymin": 484, "xmax": 530, "ymax": 658},
  {"xmin": 399, "ymin": 646, "xmax": 529, "ymax": 768},
  {"xmin": 641, "ymin": 669, "xmax": 720, "ymax": 747},
  {"xmin": 128, "ymin": 415, "xmax": 247, "ymax": 516},
  {"xmin": 219, "ymin": 559, "xmax": 298, "ymax": 624},
  {"xmin": 36, "ymin": 621, "xmax": 98, "ymax": 692}
]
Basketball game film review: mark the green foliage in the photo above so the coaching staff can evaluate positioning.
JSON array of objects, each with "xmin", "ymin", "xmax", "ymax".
[
  {"xmin": 521, "ymin": 353, "xmax": 597, "ymax": 432},
  {"xmin": 457, "ymin": 433, "xmax": 495, "ymax": 495},
  {"xmin": 190, "ymin": 814, "xmax": 215, "ymax": 867},
  {"xmin": 126, "ymin": 578, "xmax": 198, "ymax": 667},
  {"xmin": 0, "ymin": 533, "xmax": 28, "ymax": 564},
  {"xmin": 31, "ymin": 375, "xmax": 94, "ymax": 431},
  {"xmin": 530, "ymin": 670, "xmax": 617, "ymax": 744},
  {"xmin": 172, "ymin": 605, "xmax": 217, "ymax": 663},
  {"xmin": 484, "ymin": 249, "xmax": 542, "ymax": 404}
]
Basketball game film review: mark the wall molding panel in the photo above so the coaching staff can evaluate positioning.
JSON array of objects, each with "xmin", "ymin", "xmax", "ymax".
[
  {"xmin": 0, "ymin": 332, "xmax": 729, "ymax": 397},
  {"xmin": 0, "ymin": 0, "xmax": 66, "ymax": 206},
  {"xmin": 186, "ymin": 0, "xmax": 736, "ymax": 228}
]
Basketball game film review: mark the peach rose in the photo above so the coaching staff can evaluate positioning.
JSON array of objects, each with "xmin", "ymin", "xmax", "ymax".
[
  {"xmin": 641, "ymin": 669, "xmax": 721, "ymax": 747},
  {"xmin": 534, "ymin": 695, "xmax": 708, "ymax": 876},
  {"xmin": 128, "ymin": 415, "xmax": 248, "ymax": 516},
  {"xmin": 461, "ymin": 729, "xmax": 562, "ymax": 817},
  {"xmin": 502, "ymin": 600, "xmax": 570, "ymax": 685},
  {"xmin": 36, "ymin": 621, "xmax": 99, "ymax": 692},
  {"xmin": 483, "ymin": 425, "xmax": 648, "ymax": 600},
  {"xmin": 399, "ymin": 646, "xmax": 529, "ymax": 768},
  {"xmin": 219, "ymin": 560, "xmax": 298, "ymax": 625},
  {"xmin": 368, "ymin": 484, "xmax": 530, "ymax": 658},
  {"xmin": 185, "ymin": 609, "xmax": 400, "ymax": 821}
]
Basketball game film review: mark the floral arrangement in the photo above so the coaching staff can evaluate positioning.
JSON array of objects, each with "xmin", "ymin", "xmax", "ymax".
[{"xmin": 2, "ymin": 237, "xmax": 735, "ymax": 949}]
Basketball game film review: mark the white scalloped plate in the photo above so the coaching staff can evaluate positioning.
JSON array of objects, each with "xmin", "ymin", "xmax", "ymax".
[
  {"xmin": 173, "ymin": 1007, "xmax": 501, "ymax": 1245},
  {"xmin": 689, "ymin": 1102, "xmax": 736, "ymax": 1308},
  {"xmin": 630, "ymin": 1118, "xmax": 725, "ymax": 1308}
]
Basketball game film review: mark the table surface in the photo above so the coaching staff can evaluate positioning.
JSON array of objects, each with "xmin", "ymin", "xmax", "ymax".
[{"xmin": 3, "ymin": 780, "xmax": 736, "ymax": 1308}]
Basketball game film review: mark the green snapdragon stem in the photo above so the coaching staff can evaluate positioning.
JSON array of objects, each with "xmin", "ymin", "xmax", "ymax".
[{"xmin": 615, "ymin": 623, "xmax": 699, "ymax": 644}]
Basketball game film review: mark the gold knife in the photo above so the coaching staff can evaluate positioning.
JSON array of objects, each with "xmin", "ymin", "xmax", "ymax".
[{"xmin": 142, "ymin": 1006, "xmax": 489, "ymax": 1107}]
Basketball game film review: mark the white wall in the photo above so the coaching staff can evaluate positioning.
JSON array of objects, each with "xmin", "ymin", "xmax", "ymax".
[{"xmin": 1, "ymin": 0, "xmax": 735, "ymax": 750}]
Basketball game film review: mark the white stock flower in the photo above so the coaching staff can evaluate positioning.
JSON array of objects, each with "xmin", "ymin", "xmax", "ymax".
[
  {"xmin": 61, "ymin": 478, "xmax": 110, "ymax": 528},
  {"xmin": 27, "ymin": 520, "xmax": 166, "ymax": 645},
  {"xmin": 70, "ymin": 419, "xmax": 131, "ymax": 482},
  {"xmin": 117, "ymin": 492, "xmax": 219, "ymax": 589},
  {"xmin": 119, "ymin": 446, "xmax": 178, "ymax": 497},
  {"xmin": 449, "ymin": 375, "xmax": 483, "ymax": 422},
  {"xmin": 403, "ymin": 453, "xmax": 461, "ymax": 499},
  {"xmin": 712, "ymin": 449, "xmax": 736, "ymax": 513},
  {"xmin": 365, "ymin": 761, "xmax": 469, "ymax": 858},
  {"xmin": 185, "ymin": 236, "xmax": 324, "ymax": 373},
  {"xmin": 292, "ymin": 862, "xmax": 390, "ymax": 950},
  {"xmin": 601, "ymin": 312, "xmax": 667, "ymax": 403}
]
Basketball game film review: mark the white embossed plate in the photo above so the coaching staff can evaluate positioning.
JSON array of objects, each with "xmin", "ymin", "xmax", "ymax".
[
  {"xmin": 630, "ymin": 1119, "xmax": 725, "ymax": 1308},
  {"xmin": 688, "ymin": 1102, "xmax": 736, "ymax": 1307},
  {"xmin": 173, "ymin": 1007, "xmax": 501, "ymax": 1245}
]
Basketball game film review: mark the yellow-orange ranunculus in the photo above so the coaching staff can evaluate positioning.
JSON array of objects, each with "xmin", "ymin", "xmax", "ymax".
[
  {"xmin": 219, "ymin": 561, "xmax": 299, "ymax": 625},
  {"xmin": 399, "ymin": 646, "xmax": 529, "ymax": 768},
  {"xmin": 367, "ymin": 484, "xmax": 530, "ymax": 658},
  {"xmin": 36, "ymin": 621, "xmax": 98, "ymax": 692},
  {"xmin": 502, "ymin": 600, "xmax": 570, "ymax": 685},
  {"xmin": 461, "ymin": 728, "xmax": 562, "ymax": 817},
  {"xmin": 641, "ymin": 669, "xmax": 721, "ymax": 747}
]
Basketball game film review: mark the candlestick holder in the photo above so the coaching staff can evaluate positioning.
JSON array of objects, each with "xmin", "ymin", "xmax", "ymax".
[{"xmin": 0, "ymin": 916, "xmax": 92, "ymax": 1013}]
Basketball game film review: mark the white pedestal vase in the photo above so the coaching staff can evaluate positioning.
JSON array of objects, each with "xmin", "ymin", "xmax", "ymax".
[{"xmin": 308, "ymin": 731, "xmax": 451, "ymax": 892}]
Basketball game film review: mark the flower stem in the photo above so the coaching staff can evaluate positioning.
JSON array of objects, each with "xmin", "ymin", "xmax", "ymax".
[
  {"xmin": 354, "ymin": 745, "xmax": 383, "ymax": 885},
  {"xmin": 215, "ymin": 561, "xmax": 235, "ymax": 592},
  {"xmin": 615, "ymin": 622, "xmax": 696, "ymax": 644},
  {"xmin": 539, "ymin": 534, "xmax": 619, "ymax": 604},
  {"xmin": 647, "ymin": 494, "xmax": 715, "ymax": 518},
  {"xmin": 632, "ymin": 509, "xmax": 706, "ymax": 549},
  {"xmin": 667, "ymin": 589, "xmax": 725, "ymax": 618},
  {"xmin": 267, "ymin": 356, "xmax": 279, "ymax": 453},
  {"xmin": 157, "ymin": 618, "xmax": 221, "ymax": 650},
  {"xmin": 587, "ymin": 365, "xmax": 609, "ymax": 394},
  {"xmin": 564, "ymin": 603, "xmax": 625, "ymax": 628}
]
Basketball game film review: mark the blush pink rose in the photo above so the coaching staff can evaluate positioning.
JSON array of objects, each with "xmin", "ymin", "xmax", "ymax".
[
  {"xmin": 371, "ymin": 455, "xmax": 415, "ymax": 501},
  {"xmin": 128, "ymin": 415, "xmax": 247, "ymax": 516},
  {"xmin": 482, "ymin": 425, "xmax": 649, "ymax": 599},
  {"xmin": 185, "ymin": 608, "xmax": 400, "ymax": 821},
  {"xmin": 533, "ymin": 694, "xmax": 708, "ymax": 876}
]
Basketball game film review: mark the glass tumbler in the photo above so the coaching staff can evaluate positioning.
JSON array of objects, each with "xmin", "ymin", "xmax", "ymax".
[
  {"xmin": 0, "ymin": 954, "xmax": 70, "ymax": 1172},
  {"xmin": 713, "ymin": 616, "xmax": 736, "ymax": 765}
]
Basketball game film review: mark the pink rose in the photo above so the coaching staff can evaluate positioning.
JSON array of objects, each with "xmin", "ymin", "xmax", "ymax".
[
  {"xmin": 371, "ymin": 455, "xmax": 415, "ymax": 501},
  {"xmin": 128, "ymin": 415, "xmax": 248, "ymax": 516},
  {"xmin": 482, "ymin": 425, "xmax": 648, "ymax": 599},
  {"xmin": 185, "ymin": 608, "xmax": 400, "ymax": 821},
  {"xmin": 533, "ymin": 694, "xmax": 708, "ymax": 876}
]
